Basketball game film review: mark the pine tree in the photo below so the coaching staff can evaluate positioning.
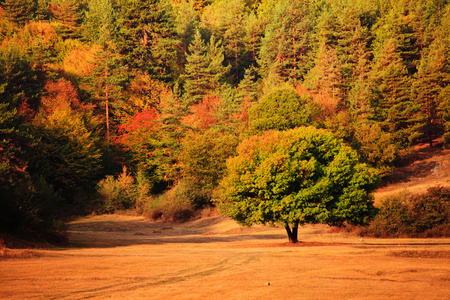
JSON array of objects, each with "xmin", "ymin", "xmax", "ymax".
[
  {"xmin": 304, "ymin": 42, "xmax": 343, "ymax": 116},
  {"xmin": 50, "ymin": 0, "xmax": 82, "ymax": 39},
  {"xmin": 201, "ymin": 0, "xmax": 247, "ymax": 83},
  {"xmin": 205, "ymin": 35, "xmax": 231, "ymax": 92},
  {"xmin": 369, "ymin": 37, "xmax": 423, "ymax": 147},
  {"xmin": 412, "ymin": 35, "xmax": 448, "ymax": 146},
  {"xmin": 371, "ymin": 0, "xmax": 440, "ymax": 76},
  {"xmin": 173, "ymin": 0, "xmax": 199, "ymax": 73},
  {"xmin": 181, "ymin": 30, "xmax": 210, "ymax": 104},
  {"xmin": 243, "ymin": 12, "xmax": 262, "ymax": 68},
  {"xmin": 237, "ymin": 65, "xmax": 259, "ymax": 103},
  {"xmin": 2, "ymin": 0, "xmax": 36, "ymax": 26},
  {"xmin": 88, "ymin": 43, "xmax": 127, "ymax": 144},
  {"xmin": 182, "ymin": 32, "xmax": 230, "ymax": 104},
  {"xmin": 114, "ymin": 0, "xmax": 178, "ymax": 81},
  {"xmin": 258, "ymin": 0, "xmax": 316, "ymax": 88},
  {"xmin": 83, "ymin": 0, "xmax": 115, "ymax": 44}
]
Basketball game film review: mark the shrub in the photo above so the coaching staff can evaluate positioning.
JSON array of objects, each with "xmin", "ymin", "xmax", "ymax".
[
  {"xmin": 97, "ymin": 166, "xmax": 138, "ymax": 212},
  {"xmin": 408, "ymin": 186, "xmax": 450, "ymax": 236},
  {"xmin": 362, "ymin": 187, "xmax": 450, "ymax": 237},
  {"xmin": 367, "ymin": 192, "xmax": 411, "ymax": 237},
  {"xmin": 144, "ymin": 180, "xmax": 200, "ymax": 223}
]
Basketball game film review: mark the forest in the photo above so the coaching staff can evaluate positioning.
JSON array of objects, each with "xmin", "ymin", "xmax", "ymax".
[{"xmin": 1, "ymin": 0, "xmax": 450, "ymax": 240}]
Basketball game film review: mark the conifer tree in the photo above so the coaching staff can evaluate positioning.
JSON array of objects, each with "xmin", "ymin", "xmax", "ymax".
[
  {"xmin": 243, "ymin": 12, "xmax": 262, "ymax": 67},
  {"xmin": 115, "ymin": 0, "xmax": 178, "ymax": 81},
  {"xmin": 173, "ymin": 0, "xmax": 199, "ymax": 72},
  {"xmin": 412, "ymin": 35, "xmax": 449, "ymax": 146},
  {"xmin": 2, "ymin": 0, "xmax": 36, "ymax": 26},
  {"xmin": 83, "ymin": 0, "xmax": 115, "ymax": 44},
  {"xmin": 50, "ymin": 0, "xmax": 82, "ymax": 39},
  {"xmin": 182, "ymin": 32, "xmax": 230, "ymax": 103},
  {"xmin": 181, "ymin": 30, "xmax": 210, "ymax": 104},
  {"xmin": 304, "ymin": 42, "xmax": 343, "ymax": 115},
  {"xmin": 258, "ymin": 0, "xmax": 315, "ymax": 88},
  {"xmin": 237, "ymin": 65, "xmax": 259, "ymax": 103},
  {"xmin": 205, "ymin": 35, "xmax": 231, "ymax": 91},
  {"xmin": 369, "ymin": 37, "xmax": 423, "ymax": 147},
  {"xmin": 88, "ymin": 43, "xmax": 127, "ymax": 144},
  {"xmin": 201, "ymin": 0, "xmax": 247, "ymax": 83}
]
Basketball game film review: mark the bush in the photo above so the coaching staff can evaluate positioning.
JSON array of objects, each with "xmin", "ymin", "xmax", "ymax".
[
  {"xmin": 0, "ymin": 175, "xmax": 66, "ymax": 243},
  {"xmin": 97, "ymin": 166, "xmax": 138, "ymax": 212},
  {"xmin": 408, "ymin": 186, "xmax": 450, "ymax": 236},
  {"xmin": 362, "ymin": 186, "xmax": 450, "ymax": 237},
  {"xmin": 144, "ymin": 180, "xmax": 202, "ymax": 223}
]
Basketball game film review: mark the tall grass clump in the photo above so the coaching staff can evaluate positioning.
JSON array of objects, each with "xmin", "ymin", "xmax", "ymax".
[{"xmin": 361, "ymin": 186, "xmax": 450, "ymax": 237}]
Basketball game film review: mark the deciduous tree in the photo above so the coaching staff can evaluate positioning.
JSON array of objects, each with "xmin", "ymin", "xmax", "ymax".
[{"xmin": 220, "ymin": 127, "xmax": 379, "ymax": 243}]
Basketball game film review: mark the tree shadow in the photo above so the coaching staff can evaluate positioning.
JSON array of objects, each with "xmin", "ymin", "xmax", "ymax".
[{"xmin": 65, "ymin": 217, "xmax": 286, "ymax": 249}]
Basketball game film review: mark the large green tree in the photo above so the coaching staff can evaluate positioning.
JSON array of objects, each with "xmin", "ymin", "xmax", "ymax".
[
  {"xmin": 182, "ymin": 31, "xmax": 230, "ymax": 103},
  {"xmin": 220, "ymin": 127, "xmax": 379, "ymax": 243}
]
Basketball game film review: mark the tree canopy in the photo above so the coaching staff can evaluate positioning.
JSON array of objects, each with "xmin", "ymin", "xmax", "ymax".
[{"xmin": 220, "ymin": 127, "xmax": 380, "ymax": 242}]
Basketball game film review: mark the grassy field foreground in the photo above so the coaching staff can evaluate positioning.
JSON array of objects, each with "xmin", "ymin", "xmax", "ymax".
[{"xmin": 1, "ymin": 214, "xmax": 449, "ymax": 299}]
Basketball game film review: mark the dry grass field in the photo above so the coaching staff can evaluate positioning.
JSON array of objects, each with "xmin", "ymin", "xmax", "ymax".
[
  {"xmin": 1, "ymin": 142, "xmax": 450, "ymax": 299},
  {"xmin": 1, "ymin": 213, "xmax": 450, "ymax": 299}
]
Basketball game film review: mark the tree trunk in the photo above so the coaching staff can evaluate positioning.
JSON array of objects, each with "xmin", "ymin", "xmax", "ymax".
[
  {"xmin": 285, "ymin": 221, "xmax": 299, "ymax": 243},
  {"xmin": 105, "ymin": 69, "xmax": 110, "ymax": 145}
]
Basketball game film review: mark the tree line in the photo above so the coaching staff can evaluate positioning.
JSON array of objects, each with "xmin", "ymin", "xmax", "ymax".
[{"xmin": 1, "ymin": 0, "xmax": 450, "ymax": 239}]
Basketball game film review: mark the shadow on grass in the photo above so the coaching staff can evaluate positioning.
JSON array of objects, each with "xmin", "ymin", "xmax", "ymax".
[{"xmin": 66, "ymin": 217, "xmax": 286, "ymax": 249}]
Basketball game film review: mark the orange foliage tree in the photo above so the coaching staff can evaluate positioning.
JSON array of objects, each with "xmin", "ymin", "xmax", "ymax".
[{"xmin": 115, "ymin": 108, "xmax": 161, "ymax": 177}]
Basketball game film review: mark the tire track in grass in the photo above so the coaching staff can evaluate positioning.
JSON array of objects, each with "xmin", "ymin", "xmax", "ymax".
[{"xmin": 51, "ymin": 254, "xmax": 258, "ymax": 299}]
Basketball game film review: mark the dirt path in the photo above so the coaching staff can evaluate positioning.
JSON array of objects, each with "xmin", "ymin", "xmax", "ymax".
[{"xmin": 1, "ymin": 214, "xmax": 450, "ymax": 299}]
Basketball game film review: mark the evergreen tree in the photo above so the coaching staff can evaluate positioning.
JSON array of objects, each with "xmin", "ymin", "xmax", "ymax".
[
  {"xmin": 201, "ymin": 0, "xmax": 248, "ymax": 83},
  {"xmin": 258, "ymin": 0, "xmax": 316, "ymax": 88},
  {"xmin": 182, "ymin": 32, "xmax": 230, "ymax": 103},
  {"xmin": 173, "ymin": 0, "xmax": 200, "ymax": 73},
  {"xmin": 303, "ymin": 42, "xmax": 343, "ymax": 115},
  {"xmin": 237, "ymin": 65, "xmax": 259, "ymax": 103},
  {"xmin": 114, "ymin": 0, "xmax": 178, "ymax": 81},
  {"xmin": 205, "ymin": 35, "xmax": 231, "ymax": 91},
  {"xmin": 243, "ymin": 12, "xmax": 262, "ymax": 68},
  {"xmin": 412, "ymin": 35, "xmax": 449, "ymax": 145},
  {"xmin": 321, "ymin": 1, "xmax": 372, "ymax": 108},
  {"xmin": 369, "ymin": 37, "xmax": 423, "ymax": 147},
  {"xmin": 88, "ymin": 43, "xmax": 127, "ymax": 144},
  {"xmin": 181, "ymin": 30, "xmax": 210, "ymax": 104},
  {"xmin": 2, "ymin": 0, "xmax": 37, "ymax": 26},
  {"xmin": 83, "ymin": 0, "xmax": 115, "ymax": 44},
  {"xmin": 371, "ymin": 0, "xmax": 440, "ymax": 76},
  {"xmin": 50, "ymin": 0, "xmax": 83, "ymax": 39}
]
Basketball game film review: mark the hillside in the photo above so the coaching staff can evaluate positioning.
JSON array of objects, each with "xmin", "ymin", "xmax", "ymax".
[{"xmin": 375, "ymin": 142, "xmax": 450, "ymax": 203}]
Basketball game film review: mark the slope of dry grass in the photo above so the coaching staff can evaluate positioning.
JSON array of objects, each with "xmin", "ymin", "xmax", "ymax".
[{"xmin": 375, "ymin": 142, "xmax": 450, "ymax": 203}]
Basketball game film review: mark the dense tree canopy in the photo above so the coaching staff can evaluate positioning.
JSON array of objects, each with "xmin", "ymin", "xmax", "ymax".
[{"xmin": 1, "ymin": 0, "xmax": 450, "ymax": 239}]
